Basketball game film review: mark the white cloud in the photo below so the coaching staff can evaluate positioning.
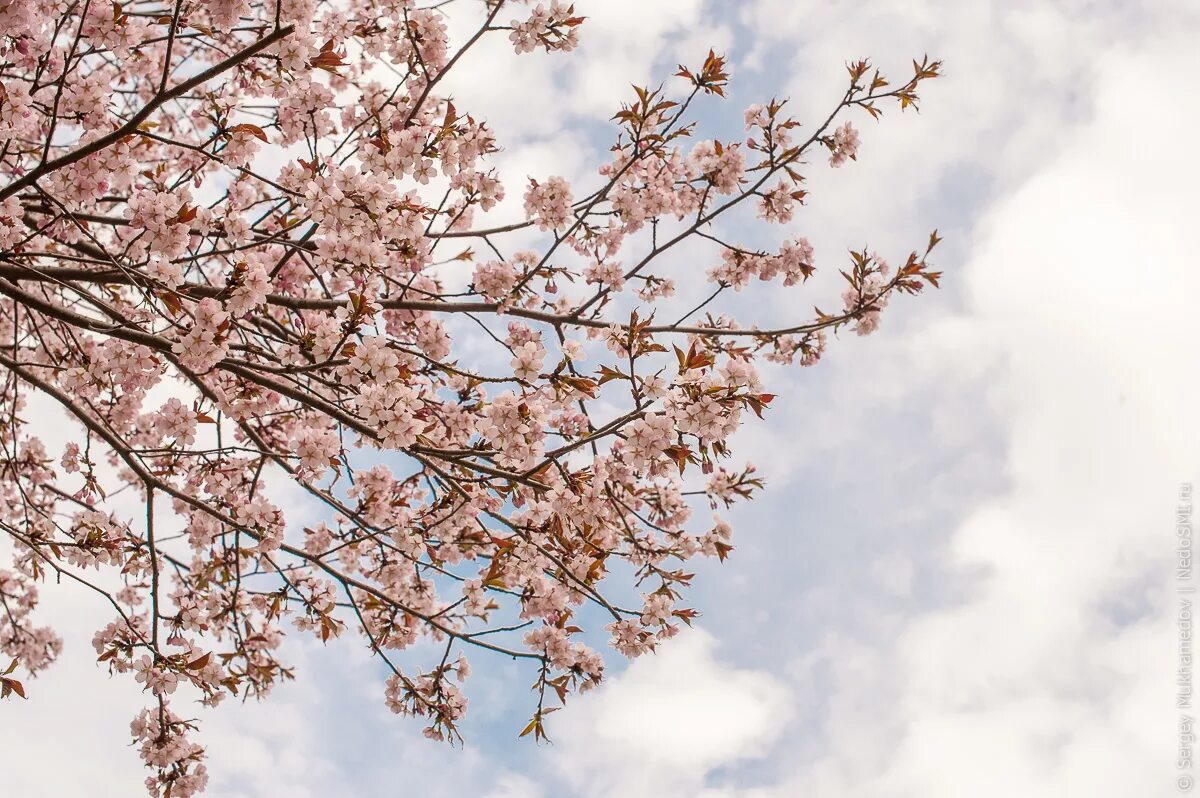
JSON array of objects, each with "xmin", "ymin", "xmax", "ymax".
[
  {"xmin": 441, "ymin": 0, "xmax": 725, "ymax": 148},
  {"xmin": 0, "ymin": 575, "xmax": 147, "ymax": 797},
  {"xmin": 484, "ymin": 774, "xmax": 547, "ymax": 798},
  {"xmin": 728, "ymin": 28, "xmax": 1198, "ymax": 798},
  {"xmin": 551, "ymin": 629, "xmax": 791, "ymax": 798}
]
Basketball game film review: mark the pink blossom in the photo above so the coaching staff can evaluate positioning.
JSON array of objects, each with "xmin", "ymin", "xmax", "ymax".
[
  {"xmin": 829, "ymin": 121, "xmax": 861, "ymax": 167},
  {"xmin": 523, "ymin": 176, "xmax": 574, "ymax": 230}
]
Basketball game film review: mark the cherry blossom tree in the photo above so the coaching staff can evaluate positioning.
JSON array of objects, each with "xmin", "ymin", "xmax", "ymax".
[{"xmin": 0, "ymin": 1, "xmax": 941, "ymax": 794}]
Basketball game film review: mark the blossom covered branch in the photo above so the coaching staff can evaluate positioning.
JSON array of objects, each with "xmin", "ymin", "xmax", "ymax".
[{"xmin": 0, "ymin": 1, "xmax": 940, "ymax": 794}]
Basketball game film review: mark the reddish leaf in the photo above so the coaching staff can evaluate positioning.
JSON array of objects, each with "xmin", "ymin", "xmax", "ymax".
[{"xmin": 228, "ymin": 123, "xmax": 268, "ymax": 143}]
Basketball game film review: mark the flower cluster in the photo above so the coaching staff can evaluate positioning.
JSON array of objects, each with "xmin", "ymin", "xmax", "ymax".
[
  {"xmin": 172, "ymin": 299, "xmax": 230, "ymax": 372},
  {"xmin": 829, "ymin": 121, "xmax": 862, "ymax": 167},
  {"xmin": 509, "ymin": 2, "xmax": 583, "ymax": 54},
  {"xmin": 523, "ymin": 176, "xmax": 574, "ymax": 230}
]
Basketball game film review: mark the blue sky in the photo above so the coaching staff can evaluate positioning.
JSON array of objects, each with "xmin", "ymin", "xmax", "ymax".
[{"xmin": 4, "ymin": 1, "xmax": 1199, "ymax": 796}]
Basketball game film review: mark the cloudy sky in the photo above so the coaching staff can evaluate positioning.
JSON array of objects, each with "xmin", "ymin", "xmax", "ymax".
[{"xmin": 5, "ymin": 1, "xmax": 1199, "ymax": 796}]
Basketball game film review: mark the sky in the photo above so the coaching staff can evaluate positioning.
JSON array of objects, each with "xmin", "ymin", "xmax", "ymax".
[{"xmin": 3, "ymin": 1, "xmax": 1199, "ymax": 796}]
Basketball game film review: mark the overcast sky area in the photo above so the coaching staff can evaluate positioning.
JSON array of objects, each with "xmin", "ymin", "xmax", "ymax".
[{"xmin": 5, "ymin": 1, "xmax": 1199, "ymax": 796}]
